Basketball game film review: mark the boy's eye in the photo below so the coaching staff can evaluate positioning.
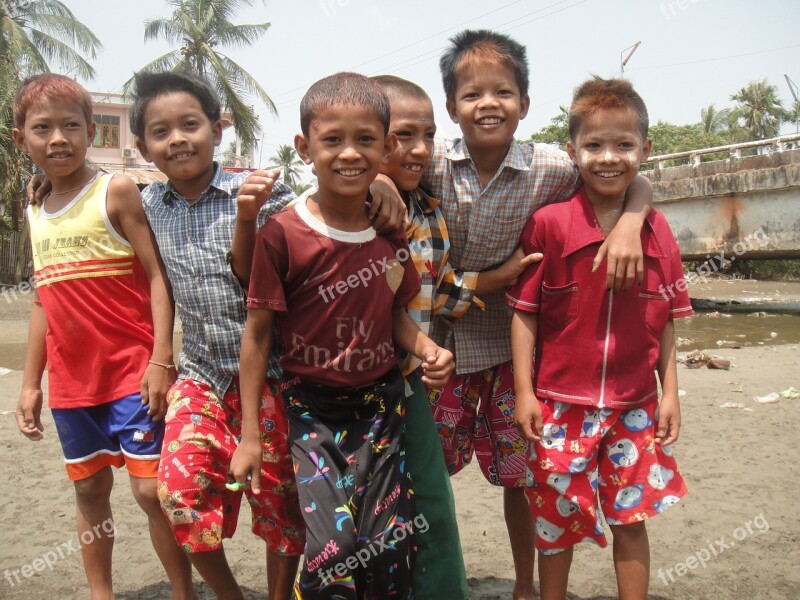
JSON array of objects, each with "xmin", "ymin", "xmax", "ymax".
[
  {"xmin": 358, "ymin": 135, "xmax": 376, "ymax": 143},
  {"xmin": 322, "ymin": 136, "xmax": 340, "ymax": 143},
  {"xmin": 392, "ymin": 130, "xmax": 412, "ymax": 139},
  {"xmin": 585, "ymin": 143, "xmax": 600, "ymax": 149},
  {"xmin": 184, "ymin": 120, "xmax": 199, "ymax": 128},
  {"xmin": 425, "ymin": 131, "xmax": 436, "ymax": 140}
]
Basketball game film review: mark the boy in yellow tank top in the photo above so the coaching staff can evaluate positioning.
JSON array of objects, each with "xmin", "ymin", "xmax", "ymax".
[{"xmin": 12, "ymin": 74, "xmax": 195, "ymax": 599}]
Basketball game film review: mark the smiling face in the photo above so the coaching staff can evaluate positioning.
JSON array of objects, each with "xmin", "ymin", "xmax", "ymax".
[
  {"xmin": 295, "ymin": 104, "xmax": 394, "ymax": 204},
  {"xmin": 380, "ymin": 96, "xmax": 436, "ymax": 192},
  {"xmin": 12, "ymin": 99, "xmax": 94, "ymax": 181},
  {"xmin": 567, "ymin": 107, "xmax": 652, "ymax": 206},
  {"xmin": 446, "ymin": 61, "xmax": 529, "ymax": 156},
  {"xmin": 136, "ymin": 91, "xmax": 222, "ymax": 200}
]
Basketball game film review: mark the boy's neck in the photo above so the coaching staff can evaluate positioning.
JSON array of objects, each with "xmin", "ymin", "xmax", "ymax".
[
  {"xmin": 586, "ymin": 188, "xmax": 625, "ymax": 237},
  {"xmin": 467, "ymin": 142, "xmax": 512, "ymax": 189},
  {"xmin": 170, "ymin": 166, "xmax": 215, "ymax": 205},
  {"xmin": 307, "ymin": 189, "xmax": 372, "ymax": 232},
  {"xmin": 44, "ymin": 165, "xmax": 98, "ymax": 211}
]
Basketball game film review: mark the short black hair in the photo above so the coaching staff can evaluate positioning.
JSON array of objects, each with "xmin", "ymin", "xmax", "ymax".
[
  {"xmin": 440, "ymin": 29, "xmax": 529, "ymax": 102},
  {"xmin": 129, "ymin": 71, "xmax": 222, "ymax": 138},
  {"xmin": 299, "ymin": 72, "xmax": 390, "ymax": 137},
  {"xmin": 371, "ymin": 75, "xmax": 431, "ymax": 107}
]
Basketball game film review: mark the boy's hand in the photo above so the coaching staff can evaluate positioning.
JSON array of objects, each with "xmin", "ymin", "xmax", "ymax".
[
  {"xmin": 655, "ymin": 396, "xmax": 681, "ymax": 446},
  {"xmin": 237, "ymin": 169, "xmax": 281, "ymax": 222},
  {"xmin": 421, "ymin": 346, "xmax": 454, "ymax": 389},
  {"xmin": 141, "ymin": 363, "xmax": 175, "ymax": 421},
  {"xmin": 500, "ymin": 246, "xmax": 543, "ymax": 287},
  {"xmin": 368, "ymin": 175, "xmax": 408, "ymax": 233},
  {"xmin": 230, "ymin": 439, "xmax": 262, "ymax": 495},
  {"xmin": 16, "ymin": 389, "xmax": 44, "ymax": 441},
  {"xmin": 592, "ymin": 221, "xmax": 644, "ymax": 292},
  {"xmin": 26, "ymin": 174, "xmax": 49, "ymax": 207},
  {"xmin": 514, "ymin": 391, "xmax": 543, "ymax": 442}
]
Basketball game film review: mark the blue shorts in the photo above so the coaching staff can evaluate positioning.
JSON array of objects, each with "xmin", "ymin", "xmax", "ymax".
[{"xmin": 52, "ymin": 393, "xmax": 164, "ymax": 481}]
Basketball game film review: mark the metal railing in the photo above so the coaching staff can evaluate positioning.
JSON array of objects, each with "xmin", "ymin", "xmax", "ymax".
[{"xmin": 643, "ymin": 133, "xmax": 800, "ymax": 170}]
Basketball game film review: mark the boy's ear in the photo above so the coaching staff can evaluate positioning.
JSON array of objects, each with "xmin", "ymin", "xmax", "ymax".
[
  {"xmin": 135, "ymin": 138, "xmax": 153, "ymax": 163},
  {"xmin": 11, "ymin": 127, "xmax": 27, "ymax": 153},
  {"xmin": 211, "ymin": 120, "xmax": 223, "ymax": 146},
  {"xmin": 294, "ymin": 133, "xmax": 312, "ymax": 164},
  {"xmin": 86, "ymin": 121, "xmax": 96, "ymax": 146},
  {"xmin": 446, "ymin": 99, "xmax": 459, "ymax": 124},
  {"xmin": 642, "ymin": 138, "xmax": 653, "ymax": 161},
  {"xmin": 566, "ymin": 140, "xmax": 577, "ymax": 163},
  {"xmin": 383, "ymin": 132, "xmax": 397, "ymax": 160},
  {"xmin": 519, "ymin": 94, "xmax": 530, "ymax": 120}
]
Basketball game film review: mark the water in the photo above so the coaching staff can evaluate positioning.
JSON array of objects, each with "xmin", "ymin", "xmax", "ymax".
[{"xmin": 675, "ymin": 311, "xmax": 800, "ymax": 350}]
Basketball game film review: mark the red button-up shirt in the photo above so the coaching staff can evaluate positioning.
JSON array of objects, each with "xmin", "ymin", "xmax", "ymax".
[{"xmin": 505, "ymin": 188, "xmax": 693, "ymax": 409}]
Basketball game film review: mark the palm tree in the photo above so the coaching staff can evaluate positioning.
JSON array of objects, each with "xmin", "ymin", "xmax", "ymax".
[
  {"xmin": 0, "ymin": 0, "xmax": 101, "ymax": 80},
  {"xmin": 131, "ymin": 0, "xmax": 276, "ymax": 149},
  {"xmin": 730, "ymin": 79, "xmax": 787, "ymax": 140},
  {"xmin": 268, "ymin": 144, "xmax": 304, "ymax": 188},
  {"xmin": 699, "ymin": 104, "xmax": 732, "ymax": 134}
]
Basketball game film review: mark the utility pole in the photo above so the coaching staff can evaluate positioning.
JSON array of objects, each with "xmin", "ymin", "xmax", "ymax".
[{"xmin": 620, "ymin": 41, "xmax": 641, "ymax": 77}]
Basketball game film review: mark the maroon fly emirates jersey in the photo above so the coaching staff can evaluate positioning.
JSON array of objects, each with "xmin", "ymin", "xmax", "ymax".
[{"xmin": 248, "ymin": 200, "xmax": 421, "ymax": 387}]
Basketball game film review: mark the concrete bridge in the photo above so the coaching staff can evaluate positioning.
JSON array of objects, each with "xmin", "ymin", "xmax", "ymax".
[{"xmin": 643, "ymin": 133, "xmax": 800, "ymax": 261}]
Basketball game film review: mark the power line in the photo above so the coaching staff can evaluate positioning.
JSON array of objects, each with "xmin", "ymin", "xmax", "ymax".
[{"xmin": 628, "ymin": 43, "xmax": 800, "ymax": 71}]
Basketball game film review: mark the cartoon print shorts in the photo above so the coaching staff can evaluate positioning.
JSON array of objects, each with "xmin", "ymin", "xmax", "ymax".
[
  {"xmin": 157, "ymin": 378, "xmax": 304, "ymax": 555},
  {"xmin": 526, "ymin": 397, "xmax": 687, "ymax": 553}
]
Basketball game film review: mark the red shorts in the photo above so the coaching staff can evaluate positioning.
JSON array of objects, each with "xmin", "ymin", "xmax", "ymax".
[
  {"xmin": 527, "ymin": 398, "xmax": 687, "ymax": 552},
  {"xmin": 158, "ymin": 378, "xmax": 304, "ymax": 555},
  {"xmin": 428, "ymin": 361, "xmax": 527, "ymax": 488}
]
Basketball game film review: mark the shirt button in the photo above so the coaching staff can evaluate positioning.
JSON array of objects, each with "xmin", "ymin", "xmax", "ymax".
[
  {"xmin": 205, "ymin": 316, "xmax": 212, "ymax": 324},
  {"xmin": 197, "ymin": 276, "xmax": 204, "ymax": 284},
  {"xmin": 189, "ymin": 236, "xmax": 197, "ymax": 243}
]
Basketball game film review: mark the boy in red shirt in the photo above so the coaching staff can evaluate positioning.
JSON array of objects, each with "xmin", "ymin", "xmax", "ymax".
[
  {"xmin": 507, "ymin": 77, "xmax": 690, "ymax": 600},
  {"xmin": 12, "ymin": 74, "xmax": 193, "ymax": 598},
  {"xmin": 235, "ymin": 72, "xmax": 454, "ymax": 599}
]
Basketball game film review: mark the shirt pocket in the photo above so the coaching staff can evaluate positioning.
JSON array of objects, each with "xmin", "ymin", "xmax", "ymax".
[
  {"xmin": 540, "ymin": 281, "xmax": 579, "ymax": 330},
  {"xmin": 638, "ymin": 289, "xmax": 670, "ymax": 337}
]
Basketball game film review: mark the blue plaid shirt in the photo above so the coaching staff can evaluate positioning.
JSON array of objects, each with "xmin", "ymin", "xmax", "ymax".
[{"xmin": 141, "ymin": 163, "xmax": 293, "ymax": 397}]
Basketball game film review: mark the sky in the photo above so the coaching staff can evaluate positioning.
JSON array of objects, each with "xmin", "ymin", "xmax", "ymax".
[{"xmin": 63, "ymin": 0, "xmax": 800, "ymax": 173}]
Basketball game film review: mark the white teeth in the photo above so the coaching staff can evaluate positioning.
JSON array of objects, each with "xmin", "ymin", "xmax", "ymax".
[
  {"xmin": 478, "ymin": 117, "xmax": 501, "ymax": 125},
  {"xmin": 597, "ymin": 172, "xmax": 622, "ymax": 178},
  {"xmin": 338, "ymin": 169, "xmax": 362, "ymax": 177},
  {"xmin": 172, "ymin": 152, "xmax": 193, "ymax": 160},
  {"xmin": 403, "ymin": 164, "xmax": 422, "ymax": 172}
]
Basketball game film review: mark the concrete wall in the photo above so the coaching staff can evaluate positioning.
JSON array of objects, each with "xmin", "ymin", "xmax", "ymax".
[{"xmin": 643, "ymin": 149, "xmax": 800, "ymax": 260}]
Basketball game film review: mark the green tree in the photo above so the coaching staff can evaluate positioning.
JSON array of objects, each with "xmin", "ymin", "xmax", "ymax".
[
  {"xmin": 648, "ymin": 121, "xmax": 728, "ymax": 164},
  {"xmin": 730, "ymin": 79, "xmax": 787, "ymax": 140},
  {"xmin": 132, "ymin": 0, "xmax": 276, "ymax": 149},
  {"xmin": 699, "ymin": 104, "xmax": 732, "ymax": 134},
  {"xmin": 524, "ymin": 105, "xmax": 569, "ymax": 147},
  {"xmin": 0, "ymin": 0, "xmax": 101, "ymax": 79},
  {"xmin": 267, "ymin": 144, "xmax": 304, "ymax": 187}
]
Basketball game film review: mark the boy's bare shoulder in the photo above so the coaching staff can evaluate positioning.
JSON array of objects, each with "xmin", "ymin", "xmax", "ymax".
[{"xmin": 106, "ymin": 172, "xmax": 141, "ymax": 198}]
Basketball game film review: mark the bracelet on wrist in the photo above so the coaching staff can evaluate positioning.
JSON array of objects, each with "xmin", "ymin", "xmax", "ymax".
[{"xmin": 148, "ymin": 359, "xmax": 176, "ymax": 370}]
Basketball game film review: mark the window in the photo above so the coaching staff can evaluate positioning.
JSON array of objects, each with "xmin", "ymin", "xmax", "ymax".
[{"xmin": 92, "ymin": 115, "xmax": 120, "ymax": 149}]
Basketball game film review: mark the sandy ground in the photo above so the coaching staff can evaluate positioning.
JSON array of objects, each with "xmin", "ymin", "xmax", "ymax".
[{"xmin": 1, "ymin": 280, "xmax": 799, "ymax": 599}]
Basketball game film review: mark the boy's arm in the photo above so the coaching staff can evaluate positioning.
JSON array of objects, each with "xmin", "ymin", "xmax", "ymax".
[
  {"xmin": 593, "ymin": 174, "xmax": 653, "ymax": 292},
  {"xmin": 231, "ymin": 308, "xmax": 275, "ymax": 494},
  {"xmin": 368, "ymin": 175, "xmax": 409, "ymax": 233},
  {"xmin": 16, "ymin": 292, "xmax": 47, "ymax": 440},
  {"xmin": 230, "ymin": 169, "xmax": 283, "ymax": 287},
  {"xmin": 392, "ymin": 309, "xmax": 453, "ymax": 388},
  {"xmin": 511, "ymin": 310, "xmax": 543, "ymax": 441},
  {"xmin": 655, "ymin": 319, "xmax": 681, "ymax": 446},
  {"xmin": 108, "ymin": 175, "xmax": 175, "ymax": 421}
]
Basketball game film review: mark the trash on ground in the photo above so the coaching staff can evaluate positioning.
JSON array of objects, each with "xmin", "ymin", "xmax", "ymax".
[
  {"xmin": 707, "ymin": 357, "xmax": 731, "ymax": 370},
  {"xmin": 720, "ymin": 402, "xmax": 745, "ymax": 409},
  {"xmin": 770, "ymin": 332, "xmax": 778, "ymax": 339},
  {"xmin": 0, "ymin": 367, "xmax": 11, "ymax": 376},
  {"xmin": 682, "ymin": 350, "xmax": 711, "ymax": 368},
  {"xmin": 730, "ymin": 384, "xmax": 744, "ymax": 393},
  {"xmin": 678, "ymin": 389, "xmax": 687, "ymax": 397},
  {"xmin": 754, "ymin": 392, "xmax": 781, "ymax": 404},
  {"xmin": 779, "ymin": 387, "xmax": 800, "ymax": 399},
  {"xmin": 716, "ymin": 340, "xmax": 742, "ymax": 349}
]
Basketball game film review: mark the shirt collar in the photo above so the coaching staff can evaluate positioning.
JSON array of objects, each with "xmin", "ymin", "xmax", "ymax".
[
  {"xmin": 446, "ymin": 138, "xmax": 530, "ymax": 172},
  {"xmin": 162, "ymin": 162, "xmax": 225, "ymax": 205},
  {"xmin": 562, "ymin": 187, "xmax": 665, "ymax": 259}
]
